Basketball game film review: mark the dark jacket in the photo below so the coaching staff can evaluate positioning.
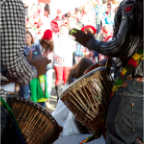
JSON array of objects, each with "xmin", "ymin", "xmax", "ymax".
[{"xmin": 86, "ymin": 0, "xmax": 143, "ymax": 77}]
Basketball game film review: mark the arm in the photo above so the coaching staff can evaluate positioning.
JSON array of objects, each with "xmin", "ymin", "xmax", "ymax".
[
  {"xmin": 1, "ymin": 0, "xmax": 37, "ymax": 85},
  {"xmin": 70, "ymin": 1, "xmax": 142, "ymax": 58}
]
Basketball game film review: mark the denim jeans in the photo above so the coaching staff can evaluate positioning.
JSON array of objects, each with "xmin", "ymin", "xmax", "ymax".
[
  {"xmin": 38, "ymin": 102, "xmax": 46, "ymax": 108},
  {"xmin": 106, "ymin": 79, "xmax": 143, "ymax": 144},
  {"xmin": 96, "ymin": 24, "xmax": 101, "ymax": 34},
  {"xmin": 20, "ymin": 84, "xmax": 30, "ymax": 100},
  {"xmin": 1, "ymin": 104, "xmax": 25, "ymax": 144}
]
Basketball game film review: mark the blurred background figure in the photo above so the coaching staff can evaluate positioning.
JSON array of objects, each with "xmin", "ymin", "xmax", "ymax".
[
  {"xmin": 94, "ymin": 0, "xmax": 107, "ymax": 34},
  {"xmin": 53, "ymin": 24, "xmax": 76, "ymax": 101},
  {"xmin": 107, "ymin": 0, "xmax": 118, "ymax": 13},
  {"xmin": 42, "ymin": 4, "xmax": 51, "ymax": 32},
  {"xmin": 102, "ymin": 2, "xmax": 114, "ymax": 32},
  {"xmin": 35, "ymin": 29, "xmax": 54, "ymax": 108},
  {"xmin": 80, "ymin": 3, "xmax": 96, "ymax": 28},
  {"xmin": 51, "ymin": 9, "xmax": 63, "ymax": 33},
  {"xmin": 20, "ymin": 31, "xmax": 42, "ymax": 100}
]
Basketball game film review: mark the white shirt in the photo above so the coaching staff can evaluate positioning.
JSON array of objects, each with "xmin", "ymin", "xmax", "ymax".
[{"xmin": 53, "ymin": 34, "xmax": 76, "ymax": 67}]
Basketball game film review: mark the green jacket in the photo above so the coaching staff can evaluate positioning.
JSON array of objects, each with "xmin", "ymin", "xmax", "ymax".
[{"xmin": 30, "ymin": 75, "xmax": 49, "ymax": 103}]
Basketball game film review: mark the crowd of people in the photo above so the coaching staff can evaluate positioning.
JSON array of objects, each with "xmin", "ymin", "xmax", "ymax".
[
  {"xmin": 1, "ymin": 0, "xmax": 143, "ymax": 143},
  {"xmin": 13, "ymin": 0, "xmax": 123, "ymax": 108}
]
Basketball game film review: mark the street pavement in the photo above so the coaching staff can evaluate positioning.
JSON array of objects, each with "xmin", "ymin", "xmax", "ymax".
[{"xmin": 54, "ymin": 135, "xmax": 105, "ymax": 144}]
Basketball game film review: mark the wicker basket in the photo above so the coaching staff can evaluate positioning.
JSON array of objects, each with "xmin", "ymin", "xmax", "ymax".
[{"xmin": 7, "ymin": 97, "xmax": 60, "ymax": 144}]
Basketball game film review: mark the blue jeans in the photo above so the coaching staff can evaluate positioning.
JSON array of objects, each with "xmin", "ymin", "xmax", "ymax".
[
  {"xmin": 96, "ymin": 24, "xmax": 101, "ymax": 34},
  {"xmin": 20, "ymin": 84, "xmax": 30, "ymax": 99},
  {"xmin": 38, "ymin": 102, "xmax": 46, "ymax": 108},
  {"xmin": 1, "ymin": 104, "xmax": 26, "ymax": 144},
  {"xmin": 106, "ymin": 79, "xmax": 143, "ymax": 144}
]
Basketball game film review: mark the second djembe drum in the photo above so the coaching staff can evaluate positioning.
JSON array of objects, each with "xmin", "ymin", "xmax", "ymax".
[{"xmin": 60, "ymin": 66, "xmax": 114, "ymax": 131}]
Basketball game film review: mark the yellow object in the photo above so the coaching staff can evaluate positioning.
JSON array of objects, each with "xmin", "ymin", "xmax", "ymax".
[
  {"xmin": 37, "ymin": 98, "xmax": 48, "ymax": 102},
  {"xmin": 132, "ymin": 53, "xmax": 143, "ymax": 61},
  {"xmin": 121, "ymin": 68, "xmax": 127, "ymax": 75}
]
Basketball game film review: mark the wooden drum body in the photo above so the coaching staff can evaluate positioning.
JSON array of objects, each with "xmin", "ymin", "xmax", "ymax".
[
  {"xmin": 60, "ymin": 66, "xmax": 113, "ymax": 131},
  {"xmin": 7, "ymin": 97, "xmax": 60, "ymax": 144}
]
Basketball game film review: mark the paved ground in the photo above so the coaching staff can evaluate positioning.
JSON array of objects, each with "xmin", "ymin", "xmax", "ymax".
[{"xmin": 54, "ymin": 135, "xmax": 105, "ymax": 144}]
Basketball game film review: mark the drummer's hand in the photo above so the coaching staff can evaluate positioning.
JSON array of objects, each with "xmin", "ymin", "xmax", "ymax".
[
  {"xmin": 30, "ymin": 58, "xmax": 51, "ymax": 77},
  {"xmin": 69, "ymin": 28, "xmax": 94, "ymax": 47},
  {"xmin": 27, "ymin": 51, "xmax": 51, "ymax": 77}
]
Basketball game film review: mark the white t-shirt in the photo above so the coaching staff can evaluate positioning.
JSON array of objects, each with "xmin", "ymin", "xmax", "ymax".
[{"xmin": 53, "ymin": 34, "xmax": 76, "ymax": 67}]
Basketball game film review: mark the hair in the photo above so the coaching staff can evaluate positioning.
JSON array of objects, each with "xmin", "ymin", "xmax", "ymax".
[
  {"xmin": 107, "ymin": 2, "xmax": 112, "ymax": 6},
  {"xmin": 25, "ymin": 31, "xmax": 34, "ymax": 44},
  {"xmin": 102, "ymin": 0, "xmax": 107, "ymax": 4},
  {"xmin": 40, "ymin": 39, "xmax": 54, "ymax": 52},
  {"xmin": 107, "ymin": 0, "xmax": 117, "ymax": 4},
  {"xmin": 67, "ymin": 58, "xmax": 94, "ymax": 84},
  {"xmin": 44, "ymin": 4, "xmax": 50, "ymax": 14}
]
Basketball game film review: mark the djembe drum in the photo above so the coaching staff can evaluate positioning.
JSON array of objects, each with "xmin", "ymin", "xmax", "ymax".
[
  {"xmin": 7, "ymin": 97, "xmax": 60, "ymax": 144},
  {"xmin": 60, "ymin": 66, "xmax": 114, "ymax": 131}
]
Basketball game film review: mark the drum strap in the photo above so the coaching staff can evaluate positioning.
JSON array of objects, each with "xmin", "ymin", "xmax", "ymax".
[
  {"xmin": 110, "ymin": 47, "xmax": 143, "ymax": 98},
  {"xmin": 0, "ymin": 97, "xmax": 21, "ymax": 132},
  {"xmin": 79, "ymin": 47, "xmax": 143, "ymax": 144}
]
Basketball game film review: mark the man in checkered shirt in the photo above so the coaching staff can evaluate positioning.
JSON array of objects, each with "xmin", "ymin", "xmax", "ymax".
[{"xmin": 0, "ymin": 0, "xmax": 50, "ymax": 97}]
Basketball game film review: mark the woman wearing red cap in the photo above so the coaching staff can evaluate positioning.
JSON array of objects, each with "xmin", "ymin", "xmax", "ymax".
[{"xmin": 35, "ymin": 29, "xmax": 54, "ymax": 107}]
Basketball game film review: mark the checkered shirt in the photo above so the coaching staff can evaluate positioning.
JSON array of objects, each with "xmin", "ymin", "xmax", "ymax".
[{"xmin": 0, "ymin": 0, "xmax": 37, "ymax": 86}]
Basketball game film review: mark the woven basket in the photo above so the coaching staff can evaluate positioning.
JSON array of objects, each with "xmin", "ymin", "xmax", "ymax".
[
  {"xmin": 7, "ymin": 97, "xmax": 60, "ymax": 144},
  {"xmin": 60, "ymin": 66, "xmax": 114, "ymax": 131}
]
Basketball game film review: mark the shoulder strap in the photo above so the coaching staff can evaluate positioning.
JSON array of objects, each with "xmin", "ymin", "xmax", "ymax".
[
  {"xmin": 0, "ymin": 97, "xmax": 21, "ymax": 132},
  {"xmin": 110, "ymin": 47, "xmax": 143, "ymax": 97}
]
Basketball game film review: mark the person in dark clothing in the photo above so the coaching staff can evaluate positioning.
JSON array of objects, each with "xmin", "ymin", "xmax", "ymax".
[{"xmin": 70, "ymin": 0, "xmax": 143, "ymax": 143}]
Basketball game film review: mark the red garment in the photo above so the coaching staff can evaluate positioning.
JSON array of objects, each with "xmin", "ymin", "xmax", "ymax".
[
  {"xmin": 50, "ymin": 19, "xmax": 60, "ymax": 33},
  {"xmin": 54, "ymin": 66, "xmax": 71, "ymax": 86},
  {"xmin": 42, "ymin": 29, "xmax": 52, "ymax": 40}
]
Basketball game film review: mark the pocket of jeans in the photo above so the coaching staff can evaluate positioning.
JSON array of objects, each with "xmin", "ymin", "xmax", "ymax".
[{"xmin": 132, "ymin": 101, "xmax": 143, "ymax": 126}]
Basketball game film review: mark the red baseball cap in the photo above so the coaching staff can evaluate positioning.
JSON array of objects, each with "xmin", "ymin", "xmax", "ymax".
[{"xmin": 43, "ymin": 29, "xmax": 52, "ymax": 40}]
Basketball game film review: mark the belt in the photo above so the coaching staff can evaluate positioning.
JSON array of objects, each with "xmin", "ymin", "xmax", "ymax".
[{"xmin": 127, "ymin": 77, "xmax": 144, "ymax": 83}]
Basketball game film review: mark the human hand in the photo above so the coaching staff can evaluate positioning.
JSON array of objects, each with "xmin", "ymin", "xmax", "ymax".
[
  {"xmin": 69, "ymin": 28, "xmax": 94, "ymax": 47},
  {"xmin": 30, "ymin": 57, "xmax": 51, "ymax": 77}
]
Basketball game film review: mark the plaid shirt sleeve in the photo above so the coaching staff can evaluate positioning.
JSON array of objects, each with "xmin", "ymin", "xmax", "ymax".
[{"xmin": 1, "ymin": 0, "xmax": 37, "ymax": 85}]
